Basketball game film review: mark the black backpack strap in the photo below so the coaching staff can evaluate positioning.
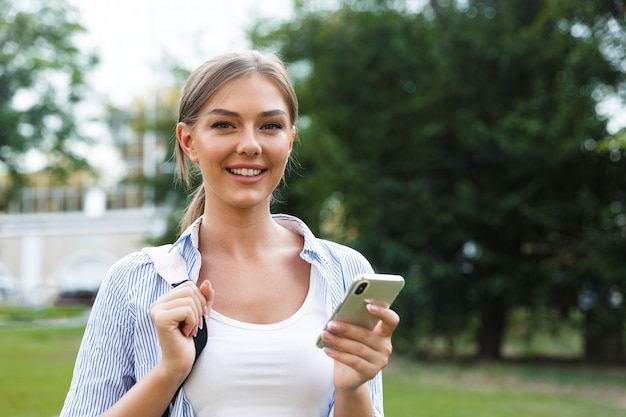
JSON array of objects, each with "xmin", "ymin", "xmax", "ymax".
[
  {"xmin": 162, "ymin": 314, "xmax": 207, "ymax": 417},
  {"xmin": 143, "ymin": 246, "xmax": 208, "ymax": 416}
]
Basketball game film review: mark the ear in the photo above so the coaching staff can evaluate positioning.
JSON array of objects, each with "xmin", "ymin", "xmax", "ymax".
[
  {"xmin": 289, "ymin": 125, "xmax": 296, "ymax": 152},
  {"xmin": 177, "ymin": 122, "xmax": 198, "ymax": 163}
]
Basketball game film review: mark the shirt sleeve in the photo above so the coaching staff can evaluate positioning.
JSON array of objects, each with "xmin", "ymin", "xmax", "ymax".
[
  {"xmin": 59, "ymin": 254, "xmax": 143, "ymax": 417},
  {"xmin": 322, "ymin": 240, "xmax": 386, "ymax": 417},
  {"xmin": 369, "ymin": 371, "xmax": 385, "ymax": 417}
]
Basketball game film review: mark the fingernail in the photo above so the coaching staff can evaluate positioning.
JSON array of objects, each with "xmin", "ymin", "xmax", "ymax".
[
  {"xmin": 199, "ymin": 318, "xmax": 203, "ymax": 330},
  {"xmin": 366, "ymin": 304, "xmax": 379, "ymax": 313},
  {"xmin": 327, "ymin": 321, "xmax": 340, "ymax": 331},
  {"xmin": 203, "ymin": 306, "xmax": 209, "ymax": 322}
]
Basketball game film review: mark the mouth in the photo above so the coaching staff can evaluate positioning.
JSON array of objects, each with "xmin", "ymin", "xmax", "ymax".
[{"xmin": 228, "ymin": 168, "xmax": 265, "ymax": 177}]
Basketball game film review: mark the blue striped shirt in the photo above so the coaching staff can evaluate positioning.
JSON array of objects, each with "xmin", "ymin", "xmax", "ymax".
[{"xmin": 60, "ymin": 214, "xmax": 384, "ymax": 417}]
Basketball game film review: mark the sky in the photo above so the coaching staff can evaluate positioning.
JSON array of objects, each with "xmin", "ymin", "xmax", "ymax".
[{"xmin": 68, "ymin": 0, "xmax": 294, "ymax": 106}]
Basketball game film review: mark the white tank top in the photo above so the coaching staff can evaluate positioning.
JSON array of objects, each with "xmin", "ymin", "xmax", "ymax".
[{"xmin": 183, "ymin": 267, "xmax": 335, "ymax": 417}]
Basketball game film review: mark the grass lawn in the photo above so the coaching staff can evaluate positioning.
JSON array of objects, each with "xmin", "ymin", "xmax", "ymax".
[
  {"xmin": 0, "ymin": 324, "xmax": 85, "ymax": 417},
  {"xmin": 1, "ymin": 315, "xmax": 625, "ymax": 417},
  {"xmin": 384, "ymin": 358, "xmax": 626, "ymax": 417}
]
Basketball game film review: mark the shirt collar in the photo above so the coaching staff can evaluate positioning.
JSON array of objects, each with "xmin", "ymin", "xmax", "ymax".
[
  {"xmin": 172, "ymin": 216, "xmax": 201, "ymax": 250},
  {"xmin": 271, "ymin": 213, "xmax": 330, "ymax": 267},
  {"xmin": 174, "ymin": 213, "xmax": 330, "ymax": 267}
]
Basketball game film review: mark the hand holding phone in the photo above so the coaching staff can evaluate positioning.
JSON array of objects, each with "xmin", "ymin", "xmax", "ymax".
[{"xmin": 316, "ymin": 273, "xmax": 405, "ymax": 349}]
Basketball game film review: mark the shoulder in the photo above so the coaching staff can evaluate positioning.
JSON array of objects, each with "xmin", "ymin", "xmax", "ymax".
[
  {"xmin": 272, "ymin": 213, "xmax": 374, "ymax": 280},
  {"xmin": 104, "ymin": 250, "xmax": 154, "ymax": 284},
  {"xmin": 315, "ymin": 238, "xmax": 372, "ymax": 272},
  {"xmin": 314, "ymin": 239, "xmax": 374, "ymax": 298},
  {"xmin": 96, "ymin": 250, "xmax": 162, "ymax": 304}
]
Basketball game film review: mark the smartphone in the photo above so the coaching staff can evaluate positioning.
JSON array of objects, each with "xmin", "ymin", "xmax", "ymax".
[{"xmin": 316, "ymin": 273, "xmax": 405, "ymax": 349}]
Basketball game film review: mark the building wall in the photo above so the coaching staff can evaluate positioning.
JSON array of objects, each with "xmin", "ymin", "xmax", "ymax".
[{"xmin": 0, "ymin": 207, "xmax": 165, "ymax": 305}]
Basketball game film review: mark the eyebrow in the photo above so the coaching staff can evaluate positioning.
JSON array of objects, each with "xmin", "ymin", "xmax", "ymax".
[{"xmin": 206, "ymin": 108, "xmax": 287, "ymax": 118}]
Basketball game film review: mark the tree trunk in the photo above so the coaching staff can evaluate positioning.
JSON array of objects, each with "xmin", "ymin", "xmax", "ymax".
[
  {"xmin": 584, "ymin": 307, "xmax": 625, "ymax": 365},
  {"xmin": 476, "ymin": 299, "xmax": 506, "ymax": 359}
]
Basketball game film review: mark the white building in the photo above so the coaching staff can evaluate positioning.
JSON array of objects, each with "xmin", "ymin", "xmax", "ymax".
[{"xmin": 0, "ymin": 185, "xmax": 166, "ymax": 305}]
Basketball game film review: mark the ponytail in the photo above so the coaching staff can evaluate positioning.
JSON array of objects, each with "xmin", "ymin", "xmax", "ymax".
[{"xmin": 179, "ymin": 183, "xmax": 206, "ymax": 233}]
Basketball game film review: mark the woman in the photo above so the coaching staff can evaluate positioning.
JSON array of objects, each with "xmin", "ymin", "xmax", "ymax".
[{"xmin": 60, "ymin": 50, "xmax": 399, "ymax": 417}]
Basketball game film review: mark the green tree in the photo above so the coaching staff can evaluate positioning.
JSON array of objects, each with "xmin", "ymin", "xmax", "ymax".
[
  {"xmin": 104, "ymin": 62, "xmax": 197, "ymax": 244},
  {"xmin": 0, "ymin": 0, "xmax": 97, "ymax": 208},
  {"xmin": 253, "ymin": 0, "xmax": 626, "ymax": 362}
]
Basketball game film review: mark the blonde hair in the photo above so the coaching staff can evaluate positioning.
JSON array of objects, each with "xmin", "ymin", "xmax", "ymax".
[{"xmin": 176, "ymin": 51, "xmax": 299, "ymax": 232}]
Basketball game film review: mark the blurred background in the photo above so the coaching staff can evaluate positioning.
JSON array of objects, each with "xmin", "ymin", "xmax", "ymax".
[{"xmin": 1, "ymin": 0, "xmax": 626, "ymax": 416}]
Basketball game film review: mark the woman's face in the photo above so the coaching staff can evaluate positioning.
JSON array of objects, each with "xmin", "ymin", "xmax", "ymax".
[{"xmin": 177, "ymin": 73, "xmax": 295, "ymax": 212}]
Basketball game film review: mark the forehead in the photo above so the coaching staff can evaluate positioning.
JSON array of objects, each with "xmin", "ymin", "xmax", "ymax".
[{"xmin": 207, "ymin": 73, "xmax": 289, "ymax": 110}]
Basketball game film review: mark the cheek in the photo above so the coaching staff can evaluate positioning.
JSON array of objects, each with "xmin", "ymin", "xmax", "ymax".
[
  {"xmin": 196, "ymin": 137, "xmax": 229, "ymax": 159},
  {"xmin": 194, "ymin": 145, "xmax": 229, "ymax": 172},
  {"xmin": 275, "ymin": 142, "xmax": 293, "ymax": 164}
]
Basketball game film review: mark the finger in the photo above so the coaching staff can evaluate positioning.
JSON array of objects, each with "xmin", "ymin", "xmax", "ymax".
[
  {"xmin": 152, "ymin": 302, "xmax": 200, "ymax": 337},
  {"xmin": 162, "ymin": 281, "xmax": 202, "ymax": 308},
  {"xmin": 323, "ymin": 323, "xmax": 392, "ymax": 359},
  {"xmin": 171, "ymin": 282, "xmax": 207, "ymax": 326},
  {"xmin": 365, "ymin": 303, "xmax": 400, "ymax": 337},
  {"xmin": 323, "ymin": 319, "xmax": 395, "ymax": 361},
  {"xmin": 199, "ymin": 280, "xmax": 215, "ymax": 303},
  {"xmin": 199, "ymin": 280, "xmax": 214, "ymax": 322},
  {"xmin": 322, "ymin": 330, "xmax": 392, "ymax": 379},
  {"xmin": 323, "ymin": 345, "xmax": 383, "ymax": 379},
  {"xmin": 156, "ymin": 285, "xmax": 206, "ymax": 333},
  {"xmin": 174, "ymin": 306, "xmax": 200, "ymax": 337},
  {"xmin": 321, "ymin": 325, "xmax": 375, "ymax": 355}
]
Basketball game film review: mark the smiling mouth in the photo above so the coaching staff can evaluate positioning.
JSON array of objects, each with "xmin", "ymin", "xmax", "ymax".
[{"xmin": 229, "ymin": 168, "xmax": 265, "ymax": 177}]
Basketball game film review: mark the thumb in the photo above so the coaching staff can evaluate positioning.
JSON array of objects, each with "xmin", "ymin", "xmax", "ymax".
[
  {"xmin": 199, "ymin": 280, "xmax": 215, "ymax": 303},
  {"xmin": 199, "ymin": 280, "xmax": 214, "ymax": 325}
]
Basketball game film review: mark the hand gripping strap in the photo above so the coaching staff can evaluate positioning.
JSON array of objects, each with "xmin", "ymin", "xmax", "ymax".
[{"xmin": 142, "ymin": 245, "xmax": 208, "ymax": 417}]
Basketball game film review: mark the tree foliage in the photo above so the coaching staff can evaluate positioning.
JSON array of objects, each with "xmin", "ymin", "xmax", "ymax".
[
  {"xmin": 0, "ymin": 0, "xmax": 97, "ymax": 207},
  {"xmin": 252, "ymin": 0, "xmax": 626, "ymax": 362},
  {"xmin": 104, "ymin": 63, "xmax": 198, "ymax": 244}
]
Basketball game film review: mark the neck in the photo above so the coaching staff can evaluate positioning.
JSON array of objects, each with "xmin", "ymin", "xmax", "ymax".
[{"xmin": 198, "ymin": 203, "xmax": 285, "ymax": 259}]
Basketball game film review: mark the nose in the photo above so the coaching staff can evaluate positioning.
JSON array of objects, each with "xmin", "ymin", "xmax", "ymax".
[{"xmin": 236, "ymin": 127, "xmax": 262, "ymax": 156}]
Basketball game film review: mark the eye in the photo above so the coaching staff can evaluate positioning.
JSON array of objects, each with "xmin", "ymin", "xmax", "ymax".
[
  {"xmin": 261, "ymin": 122, "xmax": 283, "ymax": 130},
  {"xmin": 211, "ymin": 121, "xmax": 234, "ymax": 129}
]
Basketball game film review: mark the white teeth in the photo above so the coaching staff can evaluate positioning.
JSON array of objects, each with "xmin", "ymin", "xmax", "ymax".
[{"xmin": 230, "ymin": 168, "xmax": 262, "ymax": 177}]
